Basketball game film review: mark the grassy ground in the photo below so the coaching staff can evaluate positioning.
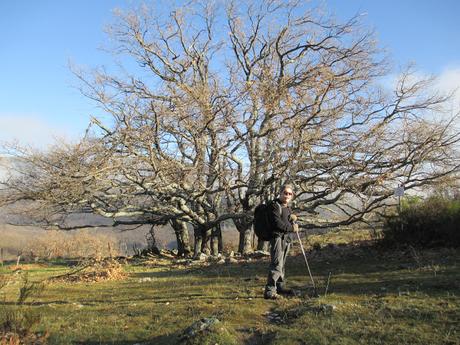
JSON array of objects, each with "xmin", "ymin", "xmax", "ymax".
[{"xmin": 0, "ymin": 231, "xmax": 459, "ymax": 344}]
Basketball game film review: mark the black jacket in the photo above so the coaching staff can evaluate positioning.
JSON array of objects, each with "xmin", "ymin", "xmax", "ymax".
[{"xmin": 268, "ymin": 198, "xmax": 293, "ymax": 236}]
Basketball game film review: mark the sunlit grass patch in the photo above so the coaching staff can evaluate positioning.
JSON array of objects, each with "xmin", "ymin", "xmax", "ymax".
[
  {"xmin": 0, "ymin": 231, "xmax": 458, "ymax": 344},
  {"xmin": 305, "ymin": 228, "xmax": 375, "ymax": 250}
]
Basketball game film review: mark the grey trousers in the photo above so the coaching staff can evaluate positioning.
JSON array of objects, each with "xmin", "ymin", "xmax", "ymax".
[{"xmin": 265, "ymin": 235, "xmax": 291, "ymax": 293}]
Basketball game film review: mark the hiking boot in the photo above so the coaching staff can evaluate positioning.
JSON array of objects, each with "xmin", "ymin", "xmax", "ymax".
[
  {"xmin": 277, "ymin": 286, "xmax": 295, "ymax": 296},
  {"xmin": 264, "ymin": 291, "xmax": 283, "ymax": 300},
  {"xmin": 277, "ymin": 283, "xmax": 296, "ymax": 296}
]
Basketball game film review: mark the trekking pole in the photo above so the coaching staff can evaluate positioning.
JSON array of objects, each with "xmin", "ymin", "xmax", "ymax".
[{"xmin": 295, "ymin": 230, "xmax": 317, "ymax": 293}]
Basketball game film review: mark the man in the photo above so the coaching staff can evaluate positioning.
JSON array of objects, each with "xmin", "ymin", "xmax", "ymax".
[{"xmin": 264, "ymin": 184, "xmax": 299, "ymax": 300}]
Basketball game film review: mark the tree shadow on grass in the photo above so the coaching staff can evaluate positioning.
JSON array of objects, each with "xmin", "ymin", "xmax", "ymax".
[
  {"xmin": 71, "ymin": 331, "xmax": 182, "ymax": 345},
  {"xmin": 71, "ymin": 328, "xmax": 278, "ymax": 345},
  {"xmin": 131, "ymin": 260, "xmax": 267, "ymax": 280},
  {"xmin": 126, "ymin": 244, "xmax": 459, "ymax": 301},
  {"xmin": 321, "ymin": 270, "xmax": 460, "ymax": 297},
  {"xmin": 0, "ymin": 300, "xmax": 75, "ymax": 306},
  {"xmin": 243, "ymin": 329, "xmax": 277, "ymax": 345},
  {"xmin": 0, "ymin": 258, "xmax": 83, "ymax": 267},
  {"xmin": 132, "ymin": 244, "xmax": 458, "ymax": 281}
]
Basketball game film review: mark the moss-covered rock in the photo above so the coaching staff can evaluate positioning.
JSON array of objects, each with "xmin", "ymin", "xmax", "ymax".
[{"xmin": 179, "ymin": 317, "xmax": 238, "ymax": 345}]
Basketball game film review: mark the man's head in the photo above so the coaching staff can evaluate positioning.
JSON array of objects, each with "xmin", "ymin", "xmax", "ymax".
[{"xmin": 279, "ymin": 184, "xmax": 294, "ymax": 205}]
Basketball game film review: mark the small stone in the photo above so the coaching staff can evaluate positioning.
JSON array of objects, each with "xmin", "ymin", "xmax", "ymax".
[
  {"xmin": 180, "ymin": 317, "xmax": 221, "ymax": 340},
  {"xmin": 198, "ymin": 253, "xmax": 208, "ymax": 261},
  {"xmin": 252, "ymin": 250, "xmax": 270, "ymax": 258},
  {"xmin": 226, "ymin": 257, "xmax": 238, "ymax": 264},
  {"xmin": 318, "ymin": 303, "xmax": 336, "ymax": 314}
]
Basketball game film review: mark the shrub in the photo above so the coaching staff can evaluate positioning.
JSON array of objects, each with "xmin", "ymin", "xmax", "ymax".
[
  {"xmin": 0, "ymin": 273, "xmax": 48, "ymax": 344},
  {"xmin": 382, "ymin": 196, "xmax": 460, "ymax": 247}
]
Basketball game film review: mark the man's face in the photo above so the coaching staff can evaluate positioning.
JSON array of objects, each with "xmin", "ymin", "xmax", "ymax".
[{"xmin": 279, "ymin": 187, "xmax": 294, "ymax": 204}]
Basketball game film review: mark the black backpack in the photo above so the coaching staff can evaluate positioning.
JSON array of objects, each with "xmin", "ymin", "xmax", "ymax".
[{"xmin": 253, "ymin": 200, "xmax": 281, "ymax": 241}]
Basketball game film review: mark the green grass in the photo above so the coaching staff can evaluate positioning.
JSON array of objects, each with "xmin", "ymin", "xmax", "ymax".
[{"xmin": 0, "ymin": 235, "xmax": 459, "ymax": 344}]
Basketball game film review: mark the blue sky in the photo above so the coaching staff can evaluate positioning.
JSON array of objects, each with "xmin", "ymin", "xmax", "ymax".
[{"xmin": 1, "ymin": 0, "xmax": 459, "ymax": 149}]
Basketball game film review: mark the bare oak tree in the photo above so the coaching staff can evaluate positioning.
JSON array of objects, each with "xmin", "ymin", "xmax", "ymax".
[{"xmin": 1, "ymin": 0, "xmax": 459, "ymax": 255}]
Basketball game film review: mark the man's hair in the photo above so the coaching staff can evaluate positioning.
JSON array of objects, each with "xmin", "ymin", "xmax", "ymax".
[{"xmin": 280, "ymin": 183, "xmax": 295, "ymax": 194}]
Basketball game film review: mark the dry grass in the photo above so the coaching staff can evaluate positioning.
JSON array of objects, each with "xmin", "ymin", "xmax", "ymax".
[
  {"xmin": 0, "ymin": 330, "xmax": 49, "ymax": 345},
  {"xmin": 0, "ymin": 226, "xmax": 122, "ymax": 261},
  {"xmin": 0, "ymin": 228, "xmax": 458, "ymax": 344},
  {"xmin": 0, "ymin": 225, "xmax": 40, "ymax": 261},
  {"xmin": 23, "ymin": 230, "xmax": 120, "ymax": 261},
  {"xmin": 304, "ymin": 228, "xmax": 374, "ymax": 250},
  {"xmin": 0, "ymin": 223, "xmax": 187, "ymax": 261}
]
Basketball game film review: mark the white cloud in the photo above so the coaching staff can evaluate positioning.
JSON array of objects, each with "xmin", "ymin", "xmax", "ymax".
[
  {"xmin": 436, "ymin": 66, "xmax": 460, "ymax": 114},
  {"xmin": 0, "ymin": 114, "xmax": 76, "ymax": 150},
  {"xmin": 379, "ymin": 66, "xmax": 460, "ymax": 126}
]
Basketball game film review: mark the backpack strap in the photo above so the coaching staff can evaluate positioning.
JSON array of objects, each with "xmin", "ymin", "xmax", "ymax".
[{"xmin": 272, "ymin": 199, "xmax": 282, "ymax": 215}]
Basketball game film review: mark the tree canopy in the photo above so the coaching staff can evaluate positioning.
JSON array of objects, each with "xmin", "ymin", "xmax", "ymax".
[{"xmin": 1, "ymin": 0, "xmax": 459, "ymax": 255}]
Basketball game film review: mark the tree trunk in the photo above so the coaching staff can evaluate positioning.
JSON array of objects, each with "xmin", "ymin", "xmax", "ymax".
[
  {"xmin": 211, "ymin": 224, "xmax": 221, "ymax": 256},
  {"xmin": 146, "ymin": 225, "xmax": 160, "ymax": 255},
  {"xmin": 257, "ymin": 239, "xmax": 270, "ymax": 252},
  {"xmin": 217, "ymin": 224, "xmax": 223, "ymax": 253},
  {"xmin": 193, "ymin": 226, "xmax": 203, "ymax": 258},
  {"xmin": 181, "ymin": 222, "xmax": 191, "ymax": 256},
  {"xmin": 237, "ymin": 226, "xmax": 253, "ymax": 254},
  {"xmin": 170, "ymin": 219, "xmax": 191, "ymax": 257},
  {"xmin": 201, "ymin": 228, "xmax": 212, "ymax": 255},
  {"xmin": 233, "ymin": 218, "xmax": 253, "ymax": 254}
]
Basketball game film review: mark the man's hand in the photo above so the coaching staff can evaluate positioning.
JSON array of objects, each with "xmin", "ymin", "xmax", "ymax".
[
  {"xmin": 292, "ymin": 223, "xmax": 299, "ymax": 233},
  {"xmin": 289, "ymin": 214, "xmax": 297, "ymax": 223}
]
